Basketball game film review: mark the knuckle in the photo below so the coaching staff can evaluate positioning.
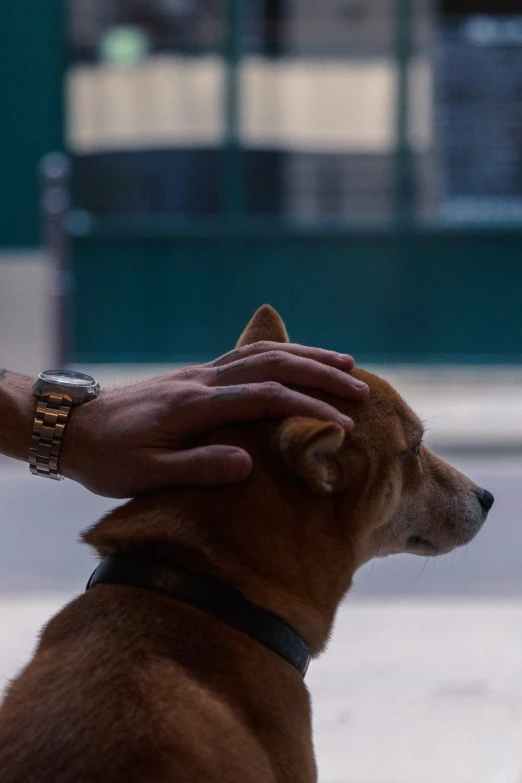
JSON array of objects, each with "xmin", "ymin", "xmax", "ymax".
[
  {"xmin": 171, "ymin": 383, "xmax": 201, "ymax": 408},
  {"xmin": 175, "ymin": 366, "xmax": 202, "ymax": 383},
  {"xmin": 325, "ymin": 365, "xmax": 339, "ymax": 380},
  {"xmin": 258, "ymin": 349, "xmax": 287, "ymax": 369},
  {"xmin": 269, "ymin": 349, "xmax": 289, "ymax": 365},
  {"xmin": 196, "ymin": 366, "xmax": 216, "ymax": 384},
  {"xmin": 261, "ymin": 380, "xmax": 284, "ymax": 397},
  {"xmin": 252, "ymin": 340, "xmax": 274, "ymax": 354},
  {"xmin": 184, "ymin": 451, "xmax": 200, "ymax": 474}
]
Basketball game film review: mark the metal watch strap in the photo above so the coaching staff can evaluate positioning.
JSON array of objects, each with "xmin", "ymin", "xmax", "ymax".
[{"xmin": 29, "ymin": 389, "xmax": 73, "ymax": 480}]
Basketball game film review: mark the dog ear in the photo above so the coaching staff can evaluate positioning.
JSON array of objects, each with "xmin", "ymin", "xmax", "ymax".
[
  {"xmin": 237, "ymin": 304, "xmax": 289, "ymax": 347},
  {"xmin": 276, "ymin": 417, "xmax": 346, "ymax": 494}
]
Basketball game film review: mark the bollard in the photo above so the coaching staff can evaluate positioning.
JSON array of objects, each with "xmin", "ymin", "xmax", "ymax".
[{"xmin": 40, "ymin": 153, "xmax": 71, "ymax": 369}]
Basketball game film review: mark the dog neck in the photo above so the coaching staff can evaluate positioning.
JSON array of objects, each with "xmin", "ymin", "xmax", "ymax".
[
  {"xmin": 86, "ymin": 552, "xmax": 311, "ymax": 675},
  {"xmin": 83, "ymin": 475, "xmax": 359, "ymax": 656}
]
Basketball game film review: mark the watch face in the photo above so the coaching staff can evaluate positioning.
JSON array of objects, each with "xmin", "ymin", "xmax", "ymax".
[{"xmin": 39, "ymin": 370, "xmax": 96, "ymax": 388}]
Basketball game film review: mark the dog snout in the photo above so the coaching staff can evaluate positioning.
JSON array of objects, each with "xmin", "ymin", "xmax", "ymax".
[{"xmin": 476, "ymin": 488, "xmax": 495, "ymax": 513}]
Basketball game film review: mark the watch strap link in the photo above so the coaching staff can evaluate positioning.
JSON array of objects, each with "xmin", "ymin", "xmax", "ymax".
[{"xmin": 29, "ymin": 390, "xmax": 72, "ymax": 480}]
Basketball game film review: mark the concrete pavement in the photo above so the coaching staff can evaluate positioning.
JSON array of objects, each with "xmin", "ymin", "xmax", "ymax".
[
  {"xmin": 2, "ymin": 595, "xmax": 522, "ymax": 783},
  {"xmin": 309, "ymin": 600, "xmax": 522, "ymax": 783},
  {"xmin": 0, "ymin": 252, "xmax": 54, "ymax": 375},
  {"xmin": 371, "ymin": 365, "xmax": 522, "ymax": 454}
]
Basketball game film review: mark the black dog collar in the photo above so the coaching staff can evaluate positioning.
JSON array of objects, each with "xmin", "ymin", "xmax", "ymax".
[{"xmin": 86, "ymin": 553, "xmax": 310, "ymax": 677}]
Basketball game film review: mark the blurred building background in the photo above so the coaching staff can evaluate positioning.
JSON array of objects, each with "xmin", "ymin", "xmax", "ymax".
[
  {"xmin": 2, "ymin": 0, "xmax": 522, "ymax": 369},
  {"xmin": 2, "ymin": 3, "xmax": 522, "ymax": 782}
]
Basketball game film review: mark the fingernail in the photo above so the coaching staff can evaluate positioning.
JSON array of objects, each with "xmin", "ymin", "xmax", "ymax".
[
  {"xmin": 227, "ymin": 449, "xmax": 246, "ymax": 462},
  {"xmin": 339, "ymin": 414, "xmax": 353, "ymax": 426},
  {"xmin": 352, "ymin": 379, "xmax": 368, "ymax": 390},
  {"xmin": 337, "ymin": 354, "xmax": 353, "ymax": 363}
]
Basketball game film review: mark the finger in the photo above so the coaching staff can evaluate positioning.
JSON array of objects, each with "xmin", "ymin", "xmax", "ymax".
[
  {"xmin": 208, "ymin": 342, "xmax": 355, "ymax": 372},
  {"xmin": 207, "ymin": 352, "xmax": 368, "ymax": 399},
  {"xmin": 154, "ymin": 446, "xmax": 253, "ymax": 487},
  {"xmin": 188, "ymin": 383, "xmax": 355, "ymax": 432}
]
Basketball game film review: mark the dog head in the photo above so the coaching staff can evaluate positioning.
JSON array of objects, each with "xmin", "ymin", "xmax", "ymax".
[
  {"xmin": 86, "ymin": 305, "xmax": 493, "ymax": 652},
  {"xmin": 238, "ymin": 306, "xmax": 493, "ymax": 570}
]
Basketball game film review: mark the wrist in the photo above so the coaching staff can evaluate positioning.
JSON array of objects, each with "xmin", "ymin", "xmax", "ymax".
[
  {"xmin": 0, "ymin": 372, "xmax": 36, "ymax": 462},
  {"xmin": 59, "ymin": 390, "xmax": 104, "ymax": 482}
]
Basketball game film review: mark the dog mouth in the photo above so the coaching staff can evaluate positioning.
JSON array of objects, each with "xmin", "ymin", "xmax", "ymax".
[{"xmin": 406, "ymin": 535, "xmax": 440, "ymax": 554}]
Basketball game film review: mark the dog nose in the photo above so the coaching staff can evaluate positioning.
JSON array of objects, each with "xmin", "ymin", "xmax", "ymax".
[{"xmin": 477, "ymin": 488, "xmax": 494, "ymax": 513}]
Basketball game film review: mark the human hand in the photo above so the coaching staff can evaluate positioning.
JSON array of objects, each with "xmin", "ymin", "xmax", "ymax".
[{"xmin": 61, "ymin": 343, "xmax": 369, "ymax": 497}]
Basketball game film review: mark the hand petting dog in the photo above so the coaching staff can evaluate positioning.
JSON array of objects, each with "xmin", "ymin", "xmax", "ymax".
[{"xmin": 59, "ymin": 343, "xmax": 368, "ymax": 497}]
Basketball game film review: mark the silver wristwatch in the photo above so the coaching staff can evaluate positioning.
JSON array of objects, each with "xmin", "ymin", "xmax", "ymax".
[{"xmin": 29, "ymin": 370, "xmax": 100, "ymax": 480}]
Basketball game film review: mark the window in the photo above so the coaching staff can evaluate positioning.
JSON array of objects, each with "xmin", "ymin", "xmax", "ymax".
[{"xmin": 436, "ymin": 0, "xmax": 522, "ymax": 222}]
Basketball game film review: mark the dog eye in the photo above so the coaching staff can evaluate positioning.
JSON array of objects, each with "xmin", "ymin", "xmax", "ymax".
[{"xmin": 410, "ymin": 443, "xmax": 422, "ymax": 456}]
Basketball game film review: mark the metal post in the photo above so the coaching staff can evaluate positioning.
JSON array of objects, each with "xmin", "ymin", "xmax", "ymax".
[
  {"xmin": 395, "ymin": 0, "xmax": 417, "ymax": 229},
  {"xmin": 222, "ymin": 0, "xmax": 245, "ymax": 223},
  {"xmin": 41, "ymin": 153, "xmax": 71, "ymax": 368}
]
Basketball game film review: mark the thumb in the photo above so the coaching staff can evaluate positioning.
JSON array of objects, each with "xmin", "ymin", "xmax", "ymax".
[{"xmin": 155, "ymin": 446, "xmax": 253, "ymax": 487}]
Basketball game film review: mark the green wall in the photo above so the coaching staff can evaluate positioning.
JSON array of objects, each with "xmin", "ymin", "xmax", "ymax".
[
  {"xmin": 72, "ymin": 228, "xmax": 522, "ymax": 363},
  {"xmin": 0, "ymin": 2, "xmax": 64, "ymax": 247}
]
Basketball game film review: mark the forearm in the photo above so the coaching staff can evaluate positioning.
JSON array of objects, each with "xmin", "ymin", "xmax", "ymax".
[{"xmin": 0, "ymin": 370, "xmax": 35, "ymax": 461}]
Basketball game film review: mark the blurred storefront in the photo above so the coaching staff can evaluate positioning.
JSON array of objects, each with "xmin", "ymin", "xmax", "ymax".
[
  {"xmin": 2, "ymin": 1, "xmax": 522, "ymax": 363},
  {"xmin": 67, "ymin": 0, "xmax": 426, "ymax": 223}
]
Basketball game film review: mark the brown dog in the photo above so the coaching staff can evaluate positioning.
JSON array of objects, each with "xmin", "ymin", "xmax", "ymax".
[{"xmin": 0, "ymin": 306, "xmax": 493, "ymax": 783}]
